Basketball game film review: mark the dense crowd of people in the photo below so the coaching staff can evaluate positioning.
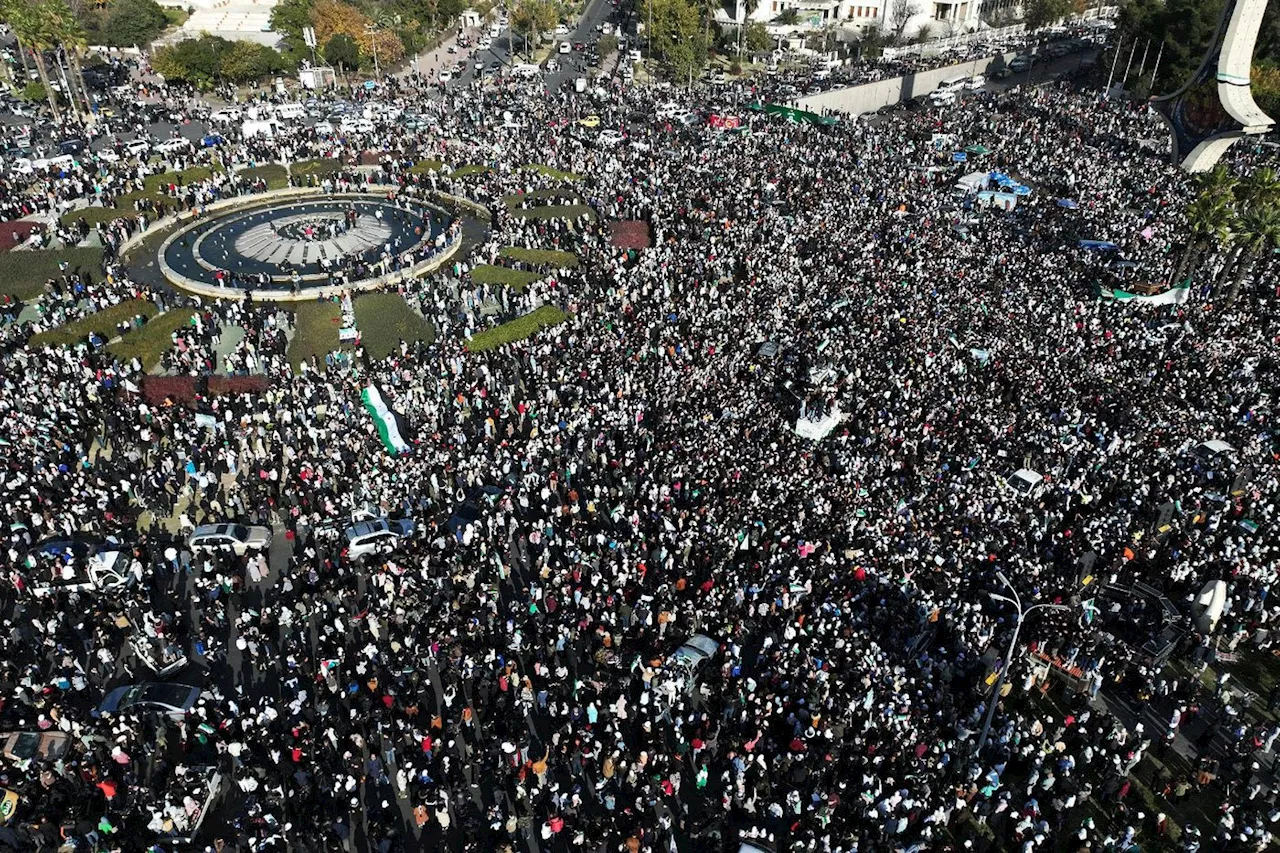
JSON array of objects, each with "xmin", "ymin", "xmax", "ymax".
[{"xmin": 0, "ymin": 30, "xmax": 1278, "ymax": 853}]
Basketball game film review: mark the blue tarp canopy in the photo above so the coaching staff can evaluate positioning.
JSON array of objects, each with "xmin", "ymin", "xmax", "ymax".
[
  {"xmin": 1057, "ymin": 198, "xmax": 1078, "ymax": 209},
  {"xmin": 1078, "ymin": 240, "xmax": 1120, "ymax": 251}
]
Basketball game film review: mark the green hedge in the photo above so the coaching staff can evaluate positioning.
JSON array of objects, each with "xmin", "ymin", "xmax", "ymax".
[
  {"xmin": 29, "ymin": 299, "xmax": 158, "ymax": 348},
  {"xmin": 470, "ymin": 264, "xmax": 542, "ymax": 291},
  {"xmin": 107, "ymin": 309, "xmax": 196, "ymax": 370},
  {"xmin": 466, "ymin": 305, "xmax": 568, "ymax": 352},
  {"xmin": 353, "ymin": 293, "xmax": 434, "ymax": 360},
  {"xmin": 502, "ymin": 188, "xmax": 579, "ymax": 211},
  {"xmin": 524, "ymin": 163, "xmax": 583, "ymax": 182},
  {"xmin": 0, "ymin": 246, "xmax": 105, "ymax": 300},
  {"xmin": 498, "ymin": 247, "xmax": 579, "ymax": 268},
  {"xmin": 62, "ymin": 166, "xmax": 223, "ymax": 227},
  {"xmin": 286, "ymin": 300, "xmax": 344, "ymax": 372},
  {"xmin": 237, "ymin": 163, "xmax": 289, "ymax": 189},
  {"xmin": 450, "ymin": 164, "xmax": 492, "ymax": 178}
]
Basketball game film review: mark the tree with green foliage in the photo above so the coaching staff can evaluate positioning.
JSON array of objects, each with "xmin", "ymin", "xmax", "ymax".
[
  {"xmin": 1174, "ymin": 192, "xmax": 1234, "ymax": 286},
  {"xmin": 1116, "ymin": 0, "xmax": 1224, "ymax": 95},
  {"xmin": 744, "ymin": 21, "xmax": 769, "ymax": 53},
  {"xmin": 218, "ymin": 39, "xmax": 284, "ymax": 81},
  {"xmin": 773, "ymin": 7, "xmax": 799, "ymax": 24},
  {"xmin": 100, "ymin": 0, "xmax": 169, "ymax": 47},
  {"xmin": 1022, "ymin": 0, "xmax": 1074, "ymax": 30},
  {"xmin": 598, "ymin": 33, "xmax": 618, "ymax": 57},
  {"xmin": 7, "ymin": 0, "xmax": 65, "ymax": 123},
  {"xmin": 324, "ymin": 33, "xmax": 360, "ymax": 73},
  {"xmin": 1226, "ymin": 202, "xmax": 1280, "ymax": 303},
  {"xmin": 510, "ymin": 0, "xmax": 558, "ymax": 61},
  {"xmin": 270, "ymin": 0, "xmax": 314, "ymax": 43},
  {"xmin": 639, "ymin": 0, "xmax": 707, "ymax": 81}
]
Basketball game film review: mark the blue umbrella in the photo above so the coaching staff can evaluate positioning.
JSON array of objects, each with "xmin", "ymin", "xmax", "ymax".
[
  {"xmin": 1014, "ymin": 185, "xmax": 1032, "ymax": 196},
  {"xmin": 1057, "ymin": 198, "xmax": 1078, "ymax": 209}
]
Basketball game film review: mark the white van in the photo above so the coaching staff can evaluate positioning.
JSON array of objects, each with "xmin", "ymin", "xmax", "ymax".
[
  {"xmin": 275, "ymin": 102, "xmax": 307, "ymax": 121},
  {"xmin": 242, "ymin": 119, "xmax": 280, "ymax": 139},
  {"xmin": 934, "ymin": 74, "xmax": 969, "ymax": 95},
  {"xmin": 512, "ymin": 63, "xmax": 541, "ymax": 78}
]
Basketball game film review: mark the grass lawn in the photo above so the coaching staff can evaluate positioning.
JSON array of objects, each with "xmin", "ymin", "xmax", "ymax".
[
  {"xmin": 0, "ymin": 246, "xmax": 104, "ymax": 301},
  {"xmin": 498, "ymin": 247, "xmax": 579, "ymax": 268},
  {"xmin": 162, "ymin": 5, "xmax": 189, "ymax": 26},
  {"xmin": 60, "ymin": 202, "xmax": 143, "ymax": 228},
  {"xmin": 408, "ymin": 159, "xmax": 446, "ymax": 175},
  {"xmin": 237, "ymin": 163, "xmax": 290, "ymax": 189},
  {"xmin": 29, "ymin": 299, "xmax": 158, "ymax": 348},
  {"xmin": 354, "ymin": 293, "xmax": 434, "ymax": 360},
  {"xmin": 524, "ymin": 163, "xmax": 583, "ymax": 182},
  {"xmin": 470, "ymin": 264, "xmax": 542, "ymax": 291},
  {"xmin": 143, "ymin": 166, "xmax": 219, "ymax": 194},
  {"xmin": 502, "ymin": 188, "xmax": 580, "ymax": 211},
  {"xmin": 287, "ymin": 300, "xmax": 343, "ymax": 372},
  {"xmin": 107, "ymin": 309, "xmax": 195, "ymax": 370},
  {"xmin": 511, "ymin": 204, "xmax": 596, "ymax": 222},
  {"xmin": 62, "ymin": 166, "xmax": 224, "ymax": 227},
  {"xmin": 291, "ymin": 158, "xmax": 343, "ymax": 179},
  {"xmin": 451, "ymin": 164, "xmax": 493, "ymax": 178},
  {"xmin": 466, "ymin": 305, "xmax": 568, "ymax": 352}
]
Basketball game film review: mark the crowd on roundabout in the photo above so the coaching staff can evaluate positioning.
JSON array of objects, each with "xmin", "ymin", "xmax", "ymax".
[{"xmin": 0, "ymin": 50, "xmax": 1279, "ymax": 853}]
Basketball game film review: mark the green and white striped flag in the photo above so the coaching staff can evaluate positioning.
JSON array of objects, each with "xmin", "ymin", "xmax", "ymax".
[{"xmin": 361, "ymin": 384, "xmax": 411, "ymax": 455}]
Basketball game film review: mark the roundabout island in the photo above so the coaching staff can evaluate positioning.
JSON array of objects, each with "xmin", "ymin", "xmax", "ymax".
[{"xmin": 154, "ymin": 190, "xmax": 463, "ymax": 301}]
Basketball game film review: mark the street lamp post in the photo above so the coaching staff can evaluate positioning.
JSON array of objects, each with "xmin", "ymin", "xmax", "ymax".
[
  {"xmin": 975, "ymin": 572, "xmax": 1071, "ymax": 754},
  {"xmin": 365, "ymin": 24, "xmax": 381, "ymax": 78}
]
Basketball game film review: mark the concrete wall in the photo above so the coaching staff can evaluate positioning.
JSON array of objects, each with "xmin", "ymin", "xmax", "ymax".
[{"xmin": 797, "ymin": 51, "xmax": 1020, "ymax": 116}]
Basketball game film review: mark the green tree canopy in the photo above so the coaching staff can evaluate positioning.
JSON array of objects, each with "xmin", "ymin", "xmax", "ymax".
[
  {"xmin": 100, "ymin": 0, "xmax": 169, "ymax": 47},
  {"xmin": 323, "ymin": 32, "xmax": 360, "ymax": 71},
  {"xmin": 639, "ymin": 0, "xmax": 707, "ymax": 81}
]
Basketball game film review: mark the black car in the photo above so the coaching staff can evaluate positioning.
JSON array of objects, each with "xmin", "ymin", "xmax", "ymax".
[{"xmin": 57, "ymin": 138, "xmax": 87, "ymax": 155}]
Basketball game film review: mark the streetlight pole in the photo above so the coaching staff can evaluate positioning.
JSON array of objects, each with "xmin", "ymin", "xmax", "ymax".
[{"xmin": 975, "ymin": 572, "xmax": 1070, "ymax": 754}]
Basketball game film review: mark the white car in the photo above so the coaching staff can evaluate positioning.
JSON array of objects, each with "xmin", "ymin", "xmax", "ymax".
[
  {"xmin": 601, "ymin": 22, "xmax": 613, "ymax": 35},
  {"xmin": 96, "ymin": 149, "xmax": 120, "ymax": 163},
  {"xmin": 439, "ymin": 69, "xmax": 453, "ymax": 83},
  {"xmin": 313, "ymin": 120, "xmax": 335, "ymax": 137},
  {"xmin": 155, "ymin": 138, "xmax": 191, "ymax": 154},
  {"xmin": 339, "ymin": 116, "xmax": 375, "ymax": 134},
  {"xmin": 966, "ymin": 74, "xmax": 986, "ymax": 90},
  {"xmin": 554, "ymin": 23, "xmax": 569, "ymax": 34},
  {"xmin": 209, "ymin": 107, "xmax": 242, "ymax": 124},
  {"xmin": 124, "ymin": 138, "xmax": 151, "ymax": 158},
  {"xmin": 559, "ymin": 41, "xmax": 571, "ymax": 54},
  {"xmin": 597, "ymin": 129, "xmax": 625, "ymax": 146},
  {"xmin": 477, "ymin": 36, "xmax": 492, "ymax": 50},
  {"xmin": 343, "ymin": 518, "xmax": 415, "ymax": 560},
  {"xmin": 187, "ymin": 522, "xmax": 272, "ymax": 555}
]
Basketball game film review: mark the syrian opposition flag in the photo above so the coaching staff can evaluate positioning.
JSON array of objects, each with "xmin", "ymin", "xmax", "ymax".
[{"xmin": 361, "ymin": 384, "xmax": 411, "ymax": 455}]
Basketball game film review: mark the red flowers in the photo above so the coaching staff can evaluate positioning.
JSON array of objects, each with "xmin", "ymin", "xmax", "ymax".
[{"xmin": 610, "ymin": 220, "xmax": 651, "ymax": 250}]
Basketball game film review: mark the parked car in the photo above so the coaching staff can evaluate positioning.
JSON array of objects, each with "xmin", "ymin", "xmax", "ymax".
[
  {"xmin": 187, "ymin": 522, "xmax": 271, "ymax": 555},
  {"xmin": 124, "ymin": 138, "xmax": 151, "ymax": 158},
  {"xmin": 155, "ymin": 137, "xmax": 191, "ymax": 154},
  {"xmin": 1, "ymin": 732, "xmax": 70, "ymax": 763},
  {"xmin": 95, "ymin": 682, "xmax": 201, "ymax": 719},
  {"xmin": 343, "ymin": 517, "xmax": 415, "ymax": 560}
]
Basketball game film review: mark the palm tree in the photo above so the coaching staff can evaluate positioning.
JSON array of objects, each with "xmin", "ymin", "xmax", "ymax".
[
  {"xmin": 1226, "ymin": 203, "xmax": 1280, "ymax": 304},
  {"xmin": 50, "ymin": 0, "xmax": 91, "ymax": 124},
  {"xmin": 1173, "ymin": 193, "xmax": 1234, "ymax": 286},
  {"xmin": 9, "ymin": 0, "xmax": 63, "ymax": 125},
  {"xmin": 1240, "ymin": 166, "xmax": 1280, "ymax": 209},
  {"xmin": 736, "ymin": 0, "xmax": 758, "ymax": 57},
  {"xmin": 1195, "ymin": 164, "xmax": 1238, "ymax": 202}
]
